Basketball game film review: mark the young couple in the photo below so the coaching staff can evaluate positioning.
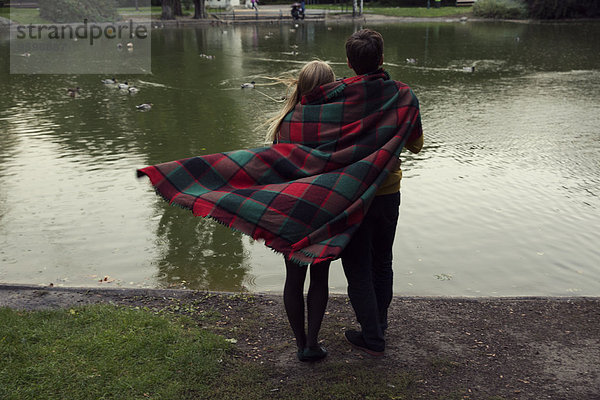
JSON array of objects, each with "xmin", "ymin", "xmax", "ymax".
[
  {"xmin": 138, "ymin": 29, "xmax": 423, "ymax": 363},
  {"xmin": 266, "ymin": 29, "xmax": 424, "ymax": 361}
]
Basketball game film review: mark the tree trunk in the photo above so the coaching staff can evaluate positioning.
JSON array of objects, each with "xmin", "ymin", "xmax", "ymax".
[
  {"xmin": 193, "ymin": 0, "xmax": 206, "ymax": 19},
  {"xmin": 161, "ymin": 0, "xmax": 175, "ymax": 19},
  {"xmin": 175, "ymin": 0, "xmax": 183, "ymax": 17}
]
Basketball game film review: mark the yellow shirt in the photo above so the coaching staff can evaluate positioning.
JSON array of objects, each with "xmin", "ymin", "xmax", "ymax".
[{"xmin": 376, "ymin": 134, "xmax": 423, "ymax": 196}]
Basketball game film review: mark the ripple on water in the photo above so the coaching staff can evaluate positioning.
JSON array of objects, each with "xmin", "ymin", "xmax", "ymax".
[{"xmin": 1, "ymin": 23, "xmax": 599, "ymax": 295}]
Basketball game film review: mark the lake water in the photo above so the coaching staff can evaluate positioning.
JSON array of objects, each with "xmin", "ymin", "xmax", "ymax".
[{"xmin": 1, "ymin": 20, "xmax": 599, "ymax": 296}]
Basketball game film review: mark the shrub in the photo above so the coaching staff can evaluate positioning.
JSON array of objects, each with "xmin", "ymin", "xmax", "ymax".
[
  {"xmin": 473, "ymin": 0, "xmax": 528, "ymax": 19},
  {"xmin": 39, "ymin": 0, "xmax": 120, "ymax": 23},
  {"xmin": 525, "ymin": 0, "xmax": 600, "ymax": 19}
]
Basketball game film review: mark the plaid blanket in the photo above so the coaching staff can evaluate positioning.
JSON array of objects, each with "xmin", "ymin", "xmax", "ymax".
[{"xmin": 137, "ymin": 70, "xmax": 422, "ymax": 264}]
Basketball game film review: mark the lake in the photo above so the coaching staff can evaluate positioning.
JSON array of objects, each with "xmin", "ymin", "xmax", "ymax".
[{"xmin": 1, "ymin": 19, "xmax": 599, "ymax": 296}]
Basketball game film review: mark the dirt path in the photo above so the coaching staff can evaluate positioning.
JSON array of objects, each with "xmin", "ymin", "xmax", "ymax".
[{"xmin": 1, "ymin": 284, "xmax": 598, "ymax": 399}]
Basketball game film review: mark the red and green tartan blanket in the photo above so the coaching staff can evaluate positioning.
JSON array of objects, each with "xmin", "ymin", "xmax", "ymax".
[{"xmin": 137, "ymin": 70, "xmax": 422, "ymax": 264}]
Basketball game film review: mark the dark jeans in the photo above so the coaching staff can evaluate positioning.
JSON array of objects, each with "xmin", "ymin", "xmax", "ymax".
[{"xmin": 341, "ymin": 192, "xmax": 400, "ymax": 352}]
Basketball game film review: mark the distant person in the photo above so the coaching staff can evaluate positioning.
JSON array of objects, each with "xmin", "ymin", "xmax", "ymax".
[
  {"xmin": 340, "ymin": 29, "xmax": 423, "ymax": 356},
  {"xmin": 266, "ymin": 61, "xmax": 336, "ymax": 362},
  {"xmin": 251, "ymin": 0, "xmax": 258, "ymax": 11}
]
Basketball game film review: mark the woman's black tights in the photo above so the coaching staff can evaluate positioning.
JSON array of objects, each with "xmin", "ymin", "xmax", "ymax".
[{"xmin": 283, "ymin": 259, "xmax": 331, "ymax": 350}]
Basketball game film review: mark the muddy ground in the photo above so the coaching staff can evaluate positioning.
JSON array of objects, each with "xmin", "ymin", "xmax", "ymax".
[{"xmin": 1, "ymin": 284, "xmax": 598, "ymax": 399}]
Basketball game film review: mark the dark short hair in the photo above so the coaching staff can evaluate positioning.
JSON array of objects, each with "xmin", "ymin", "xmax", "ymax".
[{"xmin": 345, "ymin": 29, "xmax": 384, "ymax": 75}]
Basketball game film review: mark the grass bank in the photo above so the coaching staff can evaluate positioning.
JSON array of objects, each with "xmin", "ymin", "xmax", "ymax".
[
  {"xmin": 0, "ymin": 305, "xmax": 232, "ymax": 399},
  {"xmin": 1, "ymin": 5, "xmax": 473, "ymax": 24},
  {"xmin": 1, "ymin": 286, "xmax": 598, "ymax": 399},
  {"xmin": 0, "ymin": 301, "xmax": 416, "ymax": 400},
  {"xmin": 0, "ymin": 7, "xmax": 162, "ymax": 24},
  {"xmin": 0, "ymin": 8, "xmax": 49, "ymax": 24}
]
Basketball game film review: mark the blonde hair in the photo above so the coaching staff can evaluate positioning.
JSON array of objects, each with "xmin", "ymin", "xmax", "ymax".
[{"xmin": 265, "ymin": 60, "xmax": 335, "ymax": 143}]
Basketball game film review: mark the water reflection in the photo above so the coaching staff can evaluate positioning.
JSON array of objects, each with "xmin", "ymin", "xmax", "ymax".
[
  {"xmin": 153, "ymin": 203, "xmax": 249, "ymax": 291},
  {"xmin": 0, "ymin": 20, "xmax": 599, "ymax": 295}
]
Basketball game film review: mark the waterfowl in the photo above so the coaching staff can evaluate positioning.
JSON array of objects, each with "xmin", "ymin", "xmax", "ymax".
[
  {"xmin": 136, "ymin": 103, "xmax": 153, "ymax": 111},
  {"xmin": 67, "ymin": 87, "xmax": 81, "ymax": 97},
  {"xmin": 462, "ymin": 66, "xmax": 475, "ymax": 73},
  {"xmin": 128, "ymin": 86, "xmax": 139, "ymax": 94},
  {"xmin": 118, "ymin": 82, "xmax": 129, "ymax": 90},
  {"xmin": 406, "ymin": 58, "xmax": 416, "ymax": 64},
  {"xmin": 241, "ymin": 81, "xmax": 255, "ymax": 89},
  {"xmin": 102, "ymin": 77, "xmax": 117, "ymax": 84}
]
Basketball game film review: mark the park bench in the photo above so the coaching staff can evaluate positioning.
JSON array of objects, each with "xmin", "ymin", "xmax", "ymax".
[{"xmin": 456, "ymin": 0, "xmax": 475, "ymax": 6}]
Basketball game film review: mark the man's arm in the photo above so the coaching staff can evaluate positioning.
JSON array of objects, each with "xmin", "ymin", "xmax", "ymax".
[{"xmin": 405, "ymin": 134, "xmax": 423, "ymax": 154}]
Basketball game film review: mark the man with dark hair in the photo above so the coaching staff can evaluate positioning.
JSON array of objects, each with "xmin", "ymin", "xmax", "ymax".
[
  {"xmin": 345, "ymin": 29, "xmax": 384, "ymax": 75},
  {"xmin": 341, "ymin": 29, "xmax": 424, "ymax": 356}
]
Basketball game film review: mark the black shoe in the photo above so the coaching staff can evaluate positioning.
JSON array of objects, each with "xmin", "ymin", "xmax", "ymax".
[
  {"xmin": 298, "ymin": 345, "xmax": 327, "ymax": 362},
  {"xmin": 344, "ymin": 330, "xmax": 384, "ymax": 357}
]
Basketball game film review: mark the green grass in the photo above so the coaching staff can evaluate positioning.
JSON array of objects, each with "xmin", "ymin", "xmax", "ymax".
[
  {"xmin": 0, "ymin": 305, "xmax": 231, "ymax": 400},
  {"xmin": 0, "ymin": 7, "xmax": 164, "ymax": 24},
  {"xmin": 118, "ymin": 6, "xmax": 162, "ymax": 17},
  {"xmin": 0, "ymin": 302, "xmax": 421, "ymax": 399},
  {"xmin": 311, "ymin": 4, "xmax": 473, "ymax": 17},
  {"xmin": 0, "ymin": 8, "xmax": 50, "ymax": 24},
  {"xmin": 119, "ymin": 6, "xmax": 192, "ymax": 18}
]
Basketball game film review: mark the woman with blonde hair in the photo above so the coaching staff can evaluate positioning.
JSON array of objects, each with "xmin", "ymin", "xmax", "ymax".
[
  {"xmin": 268, "ymin": 60, "xmax": 335, "ymax": 362},
  {"xmin": 266, "ymin": 60, "xmax": 335, "ymax": 144}
]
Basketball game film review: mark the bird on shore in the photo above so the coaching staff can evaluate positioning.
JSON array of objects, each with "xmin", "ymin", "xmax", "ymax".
[
  {"xmin": 241, "ymin": 81, "xmax": 255, "ymax": 89},
  {"xmin": 136, "ymin": 103, "xmax": 153, "ymax": 111}
]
